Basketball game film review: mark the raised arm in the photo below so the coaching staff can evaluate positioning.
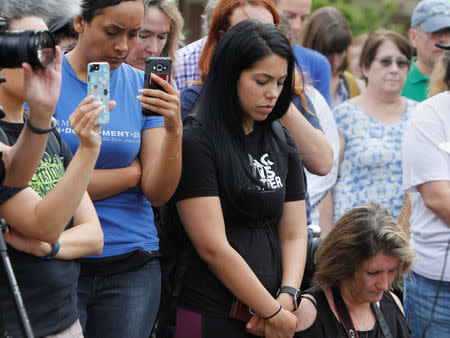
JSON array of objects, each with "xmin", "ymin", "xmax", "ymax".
[
  {"xmin": 280, "ymin": 103, "xmax": 333, "ymax": 176},
  {"xmin": 321, "ymin": 131, "xmax": 346, "ymax": 231},
  {"xmin": 177, "ymin": 197, "xmax": 297, "ymax": 337},
  {"xmin": 138, "ymin": 74, "xmax": 182, "ymax": 207},
  {"xmin": 0, "ymin": 96, "xmax": 103, "ymax": 243},
  {"xmin": 2, "ymin": 47, "xmax": 62, "ymax": 186},
  {"xmin": 78, "ymin": 99, "xmax": 145, "ymax": 202}
]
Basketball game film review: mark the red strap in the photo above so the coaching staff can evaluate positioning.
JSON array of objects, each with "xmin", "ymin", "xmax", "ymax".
[{"xmin": 332, "ymin": 286, "xmax": 360, "ymax": 338}]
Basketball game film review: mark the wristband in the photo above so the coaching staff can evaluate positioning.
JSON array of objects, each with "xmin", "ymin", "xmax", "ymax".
[
  {"xmin": 277, "ymin": 286, "xmax": 301, "ymax": 310},
  {"xmin": 263, "ymin": 304, "xmax": 282, "ymax": 320},
  {"xmin": 25, "ymin": 116, "xmax": 57, "ymax": 134},
  {"xmin": 41, "ymin": 241, "xmax": 60, "ymax": 260}
]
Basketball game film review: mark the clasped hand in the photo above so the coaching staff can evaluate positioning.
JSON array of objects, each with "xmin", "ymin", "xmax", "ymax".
[{"xmin": 246, "ymin": 294, "xmax": 297, "ymax": 337}]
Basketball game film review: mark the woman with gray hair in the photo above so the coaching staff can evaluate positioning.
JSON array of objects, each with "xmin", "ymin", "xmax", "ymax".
[{"xmin": 294, "ymin": 202, "xmax": 414, "ymax": 337}]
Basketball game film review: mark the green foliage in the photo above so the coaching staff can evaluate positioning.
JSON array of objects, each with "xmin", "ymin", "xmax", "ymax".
[{"xmin": 312, "ymin": 0, "xmax": 402, "ymax": 36}]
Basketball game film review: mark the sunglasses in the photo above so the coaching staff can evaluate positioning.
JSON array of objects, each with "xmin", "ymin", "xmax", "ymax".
[{"xmin": 376, "ymin": 57, "xmax": 410, "ymax": 69}]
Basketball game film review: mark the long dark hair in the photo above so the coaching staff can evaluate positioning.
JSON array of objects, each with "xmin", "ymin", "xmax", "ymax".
[
  {"xmin": 301, "ymin": 6, "xmax": 352, "ymax": 75},
  {"xmin": 187, "ymin": 19, "xmax": 295, "ymax": 214}
]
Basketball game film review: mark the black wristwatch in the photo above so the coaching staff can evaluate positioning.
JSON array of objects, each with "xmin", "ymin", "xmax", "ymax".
[{"xmin": 277, "ymin": 286, "xmax": 301, "ymax": 310}]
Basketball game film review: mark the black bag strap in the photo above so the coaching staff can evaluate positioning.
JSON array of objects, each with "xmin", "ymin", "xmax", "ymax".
[
  {"xmin": 271, "ymin": 120, "xmax": 287, "ymax": 145},
  {"xmin": 371, "ymin": 301, "xmax": 393, "ymax": 338},
  {"xmin": 0, "ymin": 125, "xmax": 9, "ymax": 146},
  {"xmin": 49, "ymin": 127, "xmax": 61, "ymax": 156},
  {"xmin": 332, "ymin": 287, "xmax": 359, "ymax": 338}
]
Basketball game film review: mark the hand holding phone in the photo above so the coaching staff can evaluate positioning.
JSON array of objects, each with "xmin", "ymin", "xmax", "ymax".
[
  {"xmin": 142, "ymin": 57, "xmax": 172, "ymax": 116},
  {"xmin": 87, "ymin": 62, "xmax": 110, "ymax": 124}
]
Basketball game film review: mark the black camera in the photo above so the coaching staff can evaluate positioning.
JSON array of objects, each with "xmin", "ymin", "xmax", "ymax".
[{"xmin": 0, "ymin": 17, "xmax": 56, "ymax": 69}]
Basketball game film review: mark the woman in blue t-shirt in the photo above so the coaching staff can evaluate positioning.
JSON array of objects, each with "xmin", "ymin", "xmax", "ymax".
[{"xmin": 53, "ymin": 0, "xmax": 182, "ymax": 337}]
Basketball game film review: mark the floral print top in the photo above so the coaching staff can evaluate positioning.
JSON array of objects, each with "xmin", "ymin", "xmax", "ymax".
[{"xmin": 333, "ymin": 98, "xmax": 418, "ymax": 223}]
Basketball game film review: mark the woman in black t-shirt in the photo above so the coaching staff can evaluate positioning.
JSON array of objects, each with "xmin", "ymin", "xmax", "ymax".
[
  {"xmin": 173, "ymin": 20, "xmax": 308, "ymax": 338},
  {"xmin": 294, "ymin": 202, "xmax": 413, "ymax": 337}
]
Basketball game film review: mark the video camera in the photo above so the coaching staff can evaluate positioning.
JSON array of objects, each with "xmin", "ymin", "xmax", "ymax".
[
  {"xmin": 0, "ymin": 17, "xmax": 56, "ymax": 69},
  {"xmin": 0, "ymin": 17, "xmax": 57, "ymax": 185}
]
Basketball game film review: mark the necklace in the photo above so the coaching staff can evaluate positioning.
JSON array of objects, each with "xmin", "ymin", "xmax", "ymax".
[{"xmin": 352, "ymin": 306, "xmax": 371, "ymax": 338}]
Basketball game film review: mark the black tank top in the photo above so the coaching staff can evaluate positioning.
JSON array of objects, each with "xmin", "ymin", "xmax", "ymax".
[{"xmin": 294, "ymin": 287, "xmax": 412, "ymax": 338}]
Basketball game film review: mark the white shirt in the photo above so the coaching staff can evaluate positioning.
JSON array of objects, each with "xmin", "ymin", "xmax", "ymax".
[
  {"xmin": 402, "ymin": 91, "xmax": 450, "ymax": 281},
  {"xmin": 304, "ymin": 86, "xmax": 340, "ymax": 224}
]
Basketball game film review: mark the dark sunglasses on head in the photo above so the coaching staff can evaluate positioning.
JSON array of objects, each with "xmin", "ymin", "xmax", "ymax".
[{"xmin": 376, "ymin": 57, "xmax": 410, "ymax": 69}]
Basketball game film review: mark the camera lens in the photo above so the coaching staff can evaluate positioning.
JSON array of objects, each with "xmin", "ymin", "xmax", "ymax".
[
  {"xmin": 156, "ymin": 64, "xmax": 163, "ymax": 71},
  {"xmin": 90, "ymin": 64, "xmax": 100, "ymax": 72},
  {"xmin": 0, "ymin": 30, "xmax": 56, "ymax": 68}
]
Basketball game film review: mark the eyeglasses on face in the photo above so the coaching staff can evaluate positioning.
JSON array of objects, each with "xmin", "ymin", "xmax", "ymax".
[{"xmin": 376, "ymin": 57, "xmax": 410, "ymax": 69}]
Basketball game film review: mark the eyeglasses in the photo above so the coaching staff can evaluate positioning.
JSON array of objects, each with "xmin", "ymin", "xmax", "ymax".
[
  {"xmin": 61, "ymin": 43, "xmax": 76, "ymax": 53},
  {"xmin": 376, "ymin": 57, "xmax": 410, "ymax": 69}
]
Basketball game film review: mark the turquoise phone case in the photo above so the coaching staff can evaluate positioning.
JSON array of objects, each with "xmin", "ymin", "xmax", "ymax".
[{"xmin": 87, "ymin": 62, "xmax": 110, "ymax": 125}]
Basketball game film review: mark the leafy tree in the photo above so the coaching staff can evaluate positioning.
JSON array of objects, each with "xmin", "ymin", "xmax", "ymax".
[{"xmin": 312, "ymin": 0, "xmax": 403, "ymax": 36}]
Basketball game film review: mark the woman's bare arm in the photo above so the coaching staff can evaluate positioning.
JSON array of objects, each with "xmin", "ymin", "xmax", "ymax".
[{"xmin": 281, "ymin": 103, "xmax": 333, "ymax": 176}]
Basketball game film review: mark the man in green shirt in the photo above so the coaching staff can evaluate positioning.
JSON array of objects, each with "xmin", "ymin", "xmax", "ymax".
[{"xmin": 403, "ymin": 0, "xmax": 450, "ymax": 101}]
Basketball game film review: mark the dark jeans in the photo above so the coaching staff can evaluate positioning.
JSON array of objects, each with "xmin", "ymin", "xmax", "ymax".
[{"xmin": 77, "ymin": 259, "xmax": 161, "ymax": 338}]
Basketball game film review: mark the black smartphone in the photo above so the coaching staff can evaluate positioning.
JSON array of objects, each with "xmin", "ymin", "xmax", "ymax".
[
  {"xmin": 143, "ymin": 57, "xmax": 172, "ymax": 116},
  {"xmin": 229, "ymin": 298, "xmax": 252, "ymax": 322}
]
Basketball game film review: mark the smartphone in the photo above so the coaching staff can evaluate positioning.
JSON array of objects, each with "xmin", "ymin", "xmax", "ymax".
[
  {"xmin": 87, "ymin": 62, "xmax": 110, "ymax": 125},
  {"xmin": 143, "ymin": 57, "xmax": 172, "ymax": 116},
  {"xmin": 229, "ymin": 298, "xmax": 253, "ymax": 322}
]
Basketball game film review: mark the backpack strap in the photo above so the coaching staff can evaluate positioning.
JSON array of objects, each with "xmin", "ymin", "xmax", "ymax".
[
  {"xmin": 0, "ymin": 125, "xmax": 10, "ymax": 146},
  {"xmin": 371, "ymin": 301, "xmax": 393, "ymax": 338},
  {"xmin": 271, "ymin": 120, "xmax": 287, "ymax": 144},
  {"xmin": 19, "ymin": 114, "xmax": 61, "ymax": 155},
  {"xmin": 343, "ymin": 71, "xmax": 360, "ymax": 98},
  {"xmin": 49, "ymin": 125, "xmax": 62, "ymax": 156}
]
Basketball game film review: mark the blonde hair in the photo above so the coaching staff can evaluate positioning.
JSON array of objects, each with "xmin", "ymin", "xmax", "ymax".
[
  {"xmin": 428, "ymin": 52, "xmax": 450, "ymax": 97},
  {"xmin": 146, "ymin": 0, "xmax": 184, "ymax": 66},
  {"xmin": 314, "ymin": 202, "xmax": 415, "ymax": 290}
]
